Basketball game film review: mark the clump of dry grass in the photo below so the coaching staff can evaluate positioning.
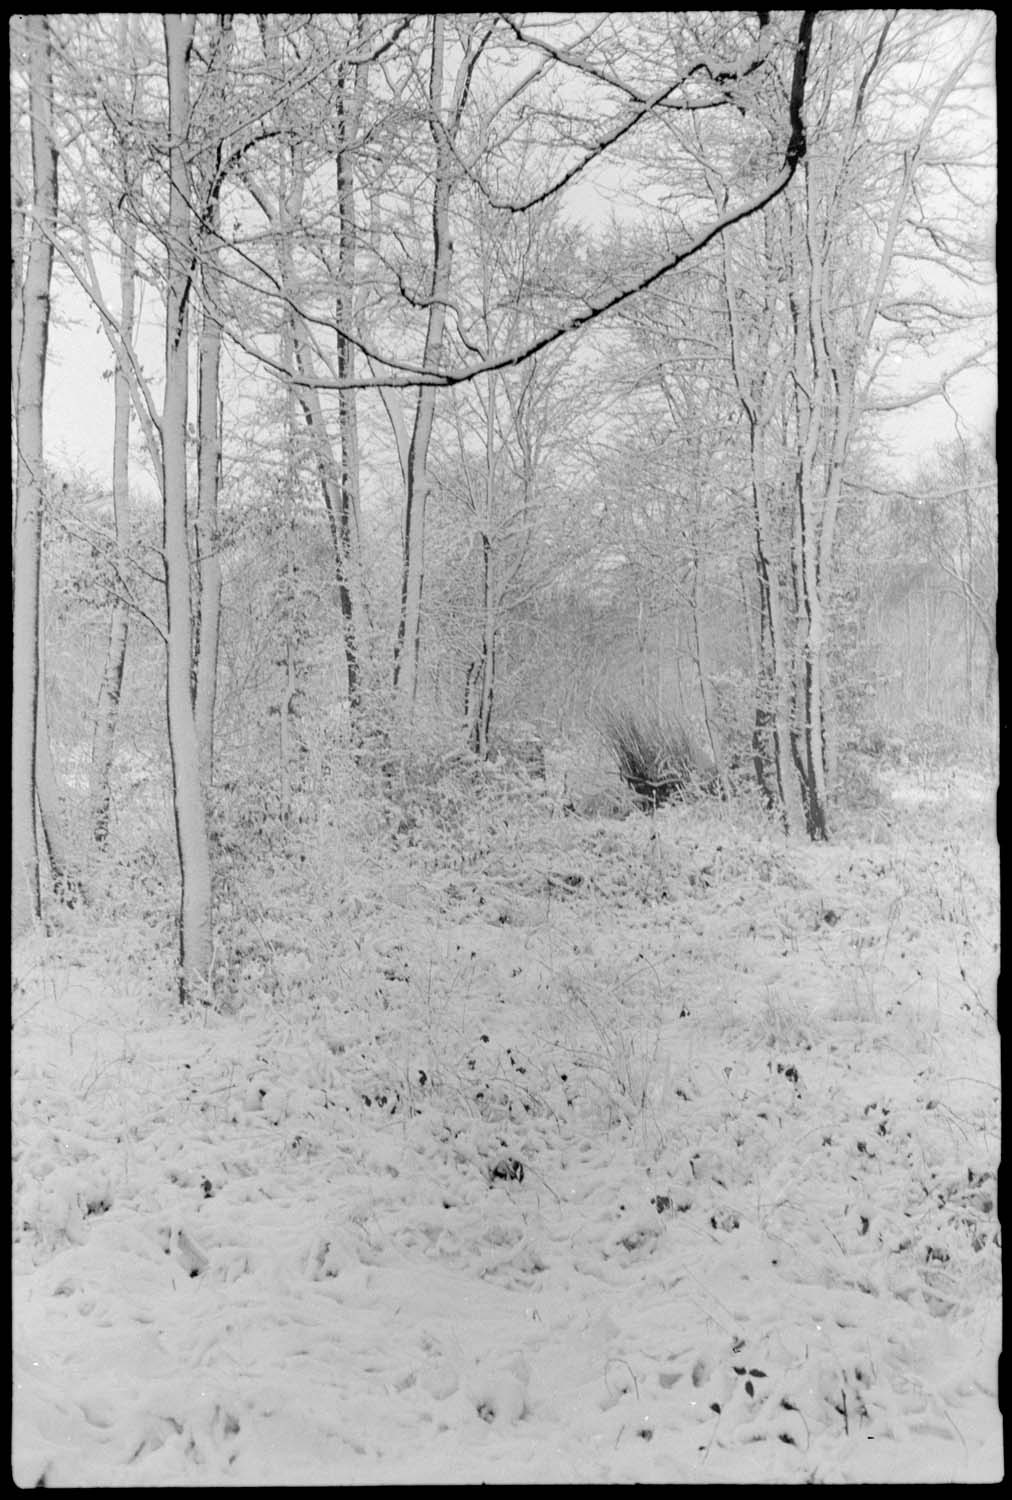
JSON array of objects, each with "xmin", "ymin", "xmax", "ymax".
[{"xmin": 598, "ymin": 703, "xmax": 716, "ymax": 808}]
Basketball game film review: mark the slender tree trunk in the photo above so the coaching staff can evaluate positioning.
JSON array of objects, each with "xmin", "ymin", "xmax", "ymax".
[
  {"xmin": 335, "ymin": 38, "xmax": 367, "ymax": 714},
  {"xmin": 799, "ymin": 563, "xmax": 830, "ymax": 837},
  {"xmin": 690, "ymin": 548, "xmax": 725, "ymax": 794},
  {"xmin": 12, "ymin": 14, "xmax": 57, "ymax": 937},
  {"xmin": 479, "ymin": 555, "xmax": 497, "ymax": 757},
  {"xmin": 269, "ymin": 129, "xmax": 310, "ymax": 814},
  {"xmin": 91, "ymin": 181, "xmax": 135, "ymax": 846},
  {"xmin": 470, "ymin": 370, "xmax": 501, "ymax": 757},
  {"xmin": 192, "ymin": 13, "xmax": 232, "ymax": 790},
  {"xmin": 720, "ymin": 227, "xmax": 793, "ymax": 830},
  {"xmin": 194, "ymin": 203, "xmax": 222, "ymax": 789},
  {"xmin": 273, "ymin": 128, "xmax": 364, "ymax": 719},
  {"xmin": 292, "ymin": 345, "xmax": 361, "ymax": 693},
  {"xmin": 790, "ymin": 177, "xmax": 855, "ymax": 842},
  {"xmin": 277, "ymin": 338, "xmax": 301, "ymax": 816},
  {"xmin": 335, "ymin": 351, "xmax": 363, "ymax": 711},
  {"xmin": 162, "ymin": 13, "xmax": 213, "ymax": 1003},
  {"xmin": 792, "ymin": 452, "xmax": 830, "ymax": 839},
  {"xmin": 748, "ymin": 435, "xmax": 792, "ymax": 830},
  {"xmin": 36, "ymin": 627, "xmax": 79, "ymax": 901},
  {"xmin": 467, "ymin": 533, "xmax": 497, "ymax": 758},
  {"xmin": 395, "ymin": 393, "xmax": 439, "ymax": 716},
  {"xmin": 91, "ymin": 601, "xmax": 130, "ymax": 845},
  {"xmin": 394, "ymin": 15, "xmax": 455, "ymax": 714}
]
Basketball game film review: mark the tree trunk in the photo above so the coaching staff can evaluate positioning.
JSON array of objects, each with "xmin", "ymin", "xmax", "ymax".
[
  {"xmin": 394, "ymin": 15, "xmax": 455, "ymax": 715},
  {"xmin": 466, "ymin": 533, "xmax": 497, "ymax": 757},
  {"xmin": 36, "ymin": 631, "xmax": 80, "ymax": 903},
  {"xmin": 468, "ymin": 369, "xmax": 502, "ymax": 757},
  {"xmin": 162, "ymin": 13, "xmax": 213, "ymax": 1003},
  {"xmin": 12, "ymin": 14, "xmax": 57, "ymax": 937},
  {"xmin": 749, "ymin": 443, "xmax": 793, "ymax": 830},
  {"xmin": 720, "ymin": 227, "xmax": 794, "ymax": 831},
  {"xmin": 395, "ymin": 404, "xmax": 437, "ymax": 715},
  {"xmin": 292, "ymin": 343, "xmax": 362, "ymax": 700},
  {"xmin": 273, "ymin": 125, "xmax": 364, "ymax": 720},
  {"xmin": 798, "ymin": 542, "xmax": 830, "ymax": 839},
  {"xmin": 335, "ymin": 37, "xmax": 367, "ymax": 714},
  {"xmin": 791, "ymin": 453, "xmax": 830, "ymax": 840},
  {"xmin": 192, "ymin": 13, "xmax": 232, "ymax": 791},
  {"xmin": 91, "ymin": 173, "xmax": 135, "ymax": 846},
  {"xmin": 194, "ymin": 204, "xmax": 222, "ymax": 789},
  {"xmin": 690, "ymin": 548, "xmax": 725, "ymax": 794},
  {"xmin": 91, "ymin": 600, "xmax": 129, "ymax": 847}
]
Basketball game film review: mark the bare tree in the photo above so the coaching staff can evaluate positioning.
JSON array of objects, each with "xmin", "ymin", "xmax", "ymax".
[
  {"xmin": 11, "ymin": 13, "xmax": 58, "ymax": 936},
  {"xmin": 192, "ymin": 16, "xmax": 234, "ymax": 789},
  {"xmin": 200, "ymin": 11, "xmax": 815, "ymax": 742},
  {"xmin": 387, "ymin": 16, "xmax": 495, "ymax": 715},
  {"xmin": 891, "ymin": 440, "xmax": 997, "ymax": 719},
  {"xmin": 162, "ymin": 13, "xmax": 213, "ymax": 1001},
  {"xmin": 714, "ymin": 11, "xmax": 993, "ymax": 836},
  {"xmin": 89, "ymin": 14, "xmax": 139, "ymax": 847},
  {"xmin": 432, "ymin": 190, "xmax": 582, "ymax": 754},
  {"xmin": 332, "ymin": 16, "xmax": 369, "ymax": 716}
]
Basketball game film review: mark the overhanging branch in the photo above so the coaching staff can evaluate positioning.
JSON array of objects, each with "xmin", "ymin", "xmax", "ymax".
[{"xmin": 217, "ymin": 10, "xmax": 816, "ymax": 394}]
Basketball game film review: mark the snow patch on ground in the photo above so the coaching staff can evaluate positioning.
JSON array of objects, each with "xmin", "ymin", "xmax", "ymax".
[{"xmin": 12, "ymin": 778, "xmax": 1001, "ymax": 1484}]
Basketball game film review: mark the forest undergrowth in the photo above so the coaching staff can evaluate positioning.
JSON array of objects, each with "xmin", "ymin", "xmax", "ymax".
[{"xmin": 12, "ymin": 756, "xmax": 1001, "ymax": 1484}]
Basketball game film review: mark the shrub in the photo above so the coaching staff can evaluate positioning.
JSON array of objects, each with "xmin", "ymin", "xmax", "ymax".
[{"xmin": 599, "ymin": 704, "xmax": 716, "ymax": 809}]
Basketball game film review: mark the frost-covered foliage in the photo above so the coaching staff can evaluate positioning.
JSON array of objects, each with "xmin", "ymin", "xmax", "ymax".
[{"xmin": 12, "ymin": 767, "xmax": 1000, "ymax": 1484}]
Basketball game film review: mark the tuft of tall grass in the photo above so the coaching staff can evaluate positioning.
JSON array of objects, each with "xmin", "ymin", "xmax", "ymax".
[{"xmin": 598, "ymin": 703, "xmax": 716, "ymax": 808}]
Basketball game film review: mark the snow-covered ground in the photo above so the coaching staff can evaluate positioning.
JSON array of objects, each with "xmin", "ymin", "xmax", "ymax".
[{"xmin": 12, "ymin": 770, "xmax": 1001, "ymax": 1484}]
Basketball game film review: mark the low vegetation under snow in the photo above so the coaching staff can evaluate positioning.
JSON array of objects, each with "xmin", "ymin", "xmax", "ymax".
[{"xmin": 12, "ymin": 766, "xmax": 1000, "ymax": 1484}]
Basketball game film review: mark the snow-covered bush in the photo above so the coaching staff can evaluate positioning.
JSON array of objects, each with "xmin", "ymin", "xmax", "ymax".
[{"xmin": 599, "ymin": 703, "xmax": 717, "ymax": 808}]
